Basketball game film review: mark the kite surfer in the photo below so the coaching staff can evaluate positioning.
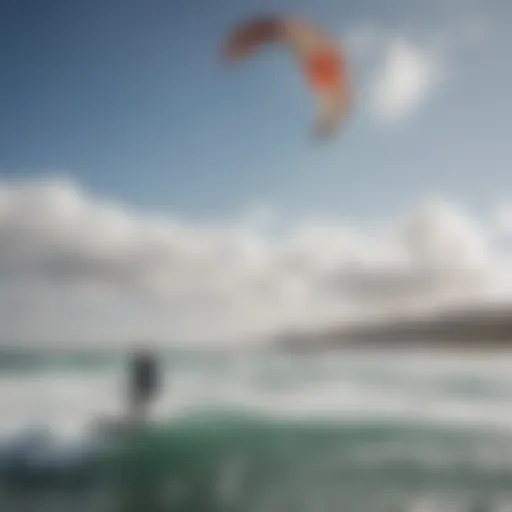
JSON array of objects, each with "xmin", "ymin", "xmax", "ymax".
[{"xmin": 127, "ymin": 347, "xmax": 161, "ymax": 429}]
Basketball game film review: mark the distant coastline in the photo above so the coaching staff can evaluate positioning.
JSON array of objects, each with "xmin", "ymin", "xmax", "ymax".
[{"xmin": 278, "ymin": 304, "xmax": 512, "ymax": 351}]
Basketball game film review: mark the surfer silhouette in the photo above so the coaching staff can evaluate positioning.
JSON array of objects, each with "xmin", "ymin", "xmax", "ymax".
[{"xmin": 128, "ymin": 347, "xmax": 160, "ymax": 428}]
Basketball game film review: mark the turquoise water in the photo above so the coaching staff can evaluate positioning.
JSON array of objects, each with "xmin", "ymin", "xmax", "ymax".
[{"xmin": 1, "ymin": 348, "xmax": 512, "ymax": 511}]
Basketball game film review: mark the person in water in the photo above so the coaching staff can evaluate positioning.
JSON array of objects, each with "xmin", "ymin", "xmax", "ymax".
[{"xmin": 128, "ymin": 347, "xmax": 161, "ymax": 428}]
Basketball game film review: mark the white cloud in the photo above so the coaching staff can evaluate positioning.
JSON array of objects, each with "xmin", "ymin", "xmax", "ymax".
[
  {"xmin": 371, "ymin": 39, "xmax": 441, "ymax": 122},
  {"xmin": 343, "ymin": 27, "xmax": 444, "ymax": 123},
  {"xmin": 344, "ymin": 4, "xmax": 493, "ymax": 124},
  {"xmin": 0, "ymin": 178, "xmax": 510, "ymax": 347},
  {"xmin": 492, "ymin": 204, "xmax": 512, "ymax": 236}
]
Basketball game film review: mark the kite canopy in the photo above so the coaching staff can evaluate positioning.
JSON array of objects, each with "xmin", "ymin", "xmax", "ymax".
[{"xmin": 222, "ymin": 15, "xmax": 351, "ymax": 138}]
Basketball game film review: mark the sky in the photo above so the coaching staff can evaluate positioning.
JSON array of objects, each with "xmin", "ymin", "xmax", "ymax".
[{"xmin": 1, "ymin": 0, "xmax": 512, "ymax": 346}]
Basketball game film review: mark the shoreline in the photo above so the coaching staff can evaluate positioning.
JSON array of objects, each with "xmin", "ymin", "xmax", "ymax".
[{"xmin": 277, "ymin": 304, "xmax": 512, "ymax": 352}]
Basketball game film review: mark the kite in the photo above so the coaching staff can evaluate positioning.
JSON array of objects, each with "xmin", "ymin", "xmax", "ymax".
[{"xmin": 222, "ymin": 15, "xmax": 352, "ymax": 138}]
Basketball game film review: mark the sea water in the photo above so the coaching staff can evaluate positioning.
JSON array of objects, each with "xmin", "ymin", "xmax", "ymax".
[{"xmin": 1, "ymin": 346, "xmax": 512, "ymax": 512}]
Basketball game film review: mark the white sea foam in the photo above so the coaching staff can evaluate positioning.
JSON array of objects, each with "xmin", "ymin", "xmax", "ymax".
[{"xmin": 1, "ymin": 349, "xmax": 512, "ymax": 438}]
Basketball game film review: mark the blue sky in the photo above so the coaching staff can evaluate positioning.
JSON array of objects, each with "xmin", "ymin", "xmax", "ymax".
[
  {"xmin": 1, "ymin": 0, "xmax": 511, "ymax": 224},
  {"xmin": 2, "ymin": 0, "xmax": 512, "ymax": 345}
]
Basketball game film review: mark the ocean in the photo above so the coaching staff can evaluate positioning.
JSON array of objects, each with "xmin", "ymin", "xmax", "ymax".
[{"xmin": 1, "ymin": 346, "xmax": 512, "ymax": 512}]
